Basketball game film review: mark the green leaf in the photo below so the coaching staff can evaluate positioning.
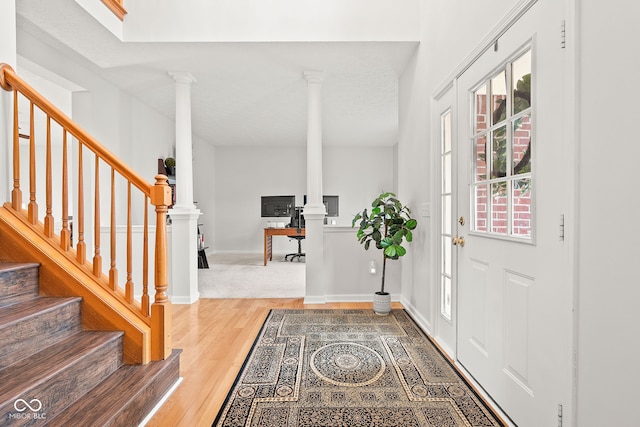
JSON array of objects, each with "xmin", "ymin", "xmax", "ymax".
[
  {"xmin": 384, "ymin": 246, "xmax": 397, "ymax": 257},
  {"xmin": 381, "ymin": 237, "xmax": 393, "ymax": 248},
  {"xmin": 364, "ymin": 240, "xmax": 371, "ymax": 250},
  {"xmin": 406, "ymin": 219, "xmax": 417, "ymax": 230},
  {"xmin": 396, "ymin": 245, "xmax": 407, "ymax": 257},
  {"xmin": 405, "ymin": 230, "xmax": 413, "ymax": 242}
]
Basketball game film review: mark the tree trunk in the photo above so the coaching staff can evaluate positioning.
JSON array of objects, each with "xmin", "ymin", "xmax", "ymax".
[
  {"xmin": 381, "ymin": 220, "xmax": 388, "ymax": 294},
  {"xmin": 381, "ymin": 254, "xmax": 387, "ymax": 294}
]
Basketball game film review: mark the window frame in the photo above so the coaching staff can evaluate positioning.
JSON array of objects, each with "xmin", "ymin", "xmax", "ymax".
[{"xmin": 468, "ymin": 44, "xmax": 536, "ymax": 244}]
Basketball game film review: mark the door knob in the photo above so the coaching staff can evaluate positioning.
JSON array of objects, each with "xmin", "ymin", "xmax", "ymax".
[{"xmin": 452, "ymin": 236, "xmax": 465, "ymax": 247}]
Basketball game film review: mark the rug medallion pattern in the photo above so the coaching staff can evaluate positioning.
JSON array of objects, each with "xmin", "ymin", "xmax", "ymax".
[{"xmin": 213, "ymin": 309, "xmax": 503, "ymax": 426}]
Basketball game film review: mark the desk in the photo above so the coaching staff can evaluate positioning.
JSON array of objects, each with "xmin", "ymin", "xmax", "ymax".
[{"xmin": 264, "ymin": 227, "xmax": 305, "ymax": 265}]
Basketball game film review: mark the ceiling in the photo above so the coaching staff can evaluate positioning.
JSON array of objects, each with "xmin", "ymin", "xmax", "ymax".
[{"xmin": 16, "ymin": 0, "xmax": 419, "ymax": 147}]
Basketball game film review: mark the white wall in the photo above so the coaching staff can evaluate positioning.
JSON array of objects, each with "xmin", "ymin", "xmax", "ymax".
[
  {"xmin": 213, "ymin": 145, "xmax": 306, "ymax": 254},
  {"xmin": 212, "ymin": 145, "xmax": 395, "ymax": 254},
  {"xmin": 123, "ymin": 0, "xmax": 420, "ymax": 42},
  {"xmin": 17, "ymin": 29, "xmax": 175, "ymax": 184},
  {"xmin": 576, "ymin": 2, "xmax": 640, "ymax": 426},
  {"xmin": 17, "ymin": 28, "xmax": 176, "ymax": 229},
  {"xmin": 323, "ymin": 227, "xmax": 400, "ymax": 301},
  {"xmin": 0, "ymin": 0, "xmax": 16, "ymax": 70},
  {"xmin": 324, "ymin": 146, "xmax": 397, "ymax": 225},
  {"xmin": 14, "ymin": 25, "xmax": 178, "ymax": 292},
  {"xmin": 193, "ymin": 136, "xmax": 216, "ymax": 251},
  {"xmin": 0, "ymin": 0, "xmax": 17, "ymax": 204}
]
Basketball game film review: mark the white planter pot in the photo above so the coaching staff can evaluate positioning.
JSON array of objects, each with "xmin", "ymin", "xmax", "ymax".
[{"xmin": 373, "ymin": 292, "xmax": 391, "ymax": 315}]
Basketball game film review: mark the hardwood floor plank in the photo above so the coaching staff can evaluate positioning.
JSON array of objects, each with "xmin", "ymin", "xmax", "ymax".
[{"xmin": 145, "ymin": 299, "xmax": 394, "ymax": 427}]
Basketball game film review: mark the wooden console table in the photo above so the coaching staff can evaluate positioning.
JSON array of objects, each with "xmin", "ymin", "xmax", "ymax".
[{"xmin": 264, "ymin": 227, "xmax": 305, "ymax": 265}]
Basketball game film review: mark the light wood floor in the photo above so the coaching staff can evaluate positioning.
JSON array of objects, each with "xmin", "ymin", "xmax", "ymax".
[{"xmin": 145, "ymin": 299, "xmax": 403, "ymax": 427}]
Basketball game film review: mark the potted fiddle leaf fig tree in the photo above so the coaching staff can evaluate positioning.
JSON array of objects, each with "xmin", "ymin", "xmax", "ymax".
[{"xmin": 352, "ymin": 192, "xmax": 417, "ymax": 315}]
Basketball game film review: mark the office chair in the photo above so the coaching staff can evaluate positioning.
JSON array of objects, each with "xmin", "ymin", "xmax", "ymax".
[{"xmin": 285, "ymin": 207, "xmax": 305, "ymax": 262}]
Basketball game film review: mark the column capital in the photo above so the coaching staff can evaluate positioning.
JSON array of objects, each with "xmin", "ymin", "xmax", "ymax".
[
  {"xmin": 168, "ymin": 71, "xmax": 197, "ymax": 85},
  {"xmin": 304, "ymin": 71, "xmax": 325, "ymax": 84}
]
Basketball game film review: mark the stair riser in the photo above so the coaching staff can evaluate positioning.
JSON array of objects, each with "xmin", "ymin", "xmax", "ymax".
[
  {"xmin": 107, "ymin": 353, "xmax": 180, "ymax": 426},
  {"xmin": 0, "ymin": 265, "xmax": 39, "ymax": 307},
  {"xmin": 0, "ymin": 336, "xmax": 123, "ymax": 426},
  {"xmin": 0, "ymin": 300, "xmax": 82, "ymax": 370}
]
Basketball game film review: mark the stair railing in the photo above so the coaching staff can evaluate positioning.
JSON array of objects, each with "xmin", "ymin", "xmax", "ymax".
[{"xmin": 0, "ymin": 63, "xmax": 171, "ymax": 361}]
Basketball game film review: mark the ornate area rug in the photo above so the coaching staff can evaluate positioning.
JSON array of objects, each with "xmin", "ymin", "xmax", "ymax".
[{"xmin": 213, "ymin": 309, "xmax": 504, "ymax": 427}]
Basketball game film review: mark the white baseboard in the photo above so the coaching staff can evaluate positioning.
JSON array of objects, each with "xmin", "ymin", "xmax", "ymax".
[
  {"xmin": 303, "ymin": 293, "xmax": 401, "ymax": 304},
  {"xmin": 400, "ymin": 297, "xmax": 432, "ymax": 335},
  {"xmin": 170, "ymin": 293, "xmax": 200, "ymax": 305},
  {"xmin": 303, "ymin": 295, "xmax": 327, "ymax": 304}
]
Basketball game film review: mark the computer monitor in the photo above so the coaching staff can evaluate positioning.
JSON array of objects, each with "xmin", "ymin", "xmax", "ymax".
[{"xmin": 261, "ymin": 195, "xmax": 295, "ymax": 217}]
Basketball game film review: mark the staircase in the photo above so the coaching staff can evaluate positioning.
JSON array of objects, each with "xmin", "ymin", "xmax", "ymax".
[{"xmin": 0, "ymin": 263, "xmax": 180, "ymax": 426}]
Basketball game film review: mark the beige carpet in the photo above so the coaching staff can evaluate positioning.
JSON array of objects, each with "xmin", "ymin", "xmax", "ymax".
[{"xmin": 198, "ymin": 253, "xmax": 305, "ymax": 299}]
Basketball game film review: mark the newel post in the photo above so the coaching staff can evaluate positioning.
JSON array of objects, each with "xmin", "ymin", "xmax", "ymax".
[{"xmin": 150, "ymin": 175, "xmax": 172, "ymax": 360}]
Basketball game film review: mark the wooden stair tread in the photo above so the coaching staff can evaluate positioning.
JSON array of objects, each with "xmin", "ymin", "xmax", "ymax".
[
  {"xmin": 0, "ymin": 262, "xmax": 39, "ymax": 273},
  {"xmin": 0, "ymin": 296, "xmax": 81, "ymax": 326},
  {"xmin": 0, "ymin": 330, "xmax": 123, "ymax": 404},
  {"xmin": 50, "ymin": 349, "xmax": 182, "ymax": 426}
]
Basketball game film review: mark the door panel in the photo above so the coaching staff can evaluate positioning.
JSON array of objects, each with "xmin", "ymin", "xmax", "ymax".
[
  {"xmin": 503, "ymin": 270, "xmax": 533, "ymax": 391},
  {"xmin": 455, "ymin": 1, "xmax": 571, "ymax": 425},
  {"xmin": 469, "ymin": 258, "xmax": 488, "ymax": 354}
]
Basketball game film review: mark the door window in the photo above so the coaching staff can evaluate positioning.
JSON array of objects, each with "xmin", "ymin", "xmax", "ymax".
[
  {"xmin": 440, "ymin": 109, "xmax": 453, "ymax": 321},
  {"xmin": 471, "ymin": 49, "xmax": 532, "ymax": 239}
]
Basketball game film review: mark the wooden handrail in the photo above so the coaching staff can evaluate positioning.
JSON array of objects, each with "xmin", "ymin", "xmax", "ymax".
[
  {"xmin": 101, "ymin": 0, "xmax": 127, "ymax": 21},
  {"xmin": 0, "ymin": 63, "xmax": 171, "ymax": 362}
]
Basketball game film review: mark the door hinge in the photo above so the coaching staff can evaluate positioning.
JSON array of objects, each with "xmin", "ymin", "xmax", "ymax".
[
  {"xmin": 559, "ymin": 214, "xmax": 565, "ymax": 241},
  {"xmin": 561, "ymin": 20, "xmax": 566, "ymax": 49},
  {"xmin": 558, "ymin": 403, "xmax": 563, "ymax": 427}
]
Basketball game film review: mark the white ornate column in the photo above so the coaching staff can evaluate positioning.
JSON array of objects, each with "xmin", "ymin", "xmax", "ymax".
[
  {"xmin": 303, "ymin": 71, "xmax": 327, "ymax": 304},
  {"xmin": 168, "ymin": 71, "xmax": 197, "ymax": 210},
  {"xmin": 167, "ymin": 71, "xmax": 200, "ymax": 304}
]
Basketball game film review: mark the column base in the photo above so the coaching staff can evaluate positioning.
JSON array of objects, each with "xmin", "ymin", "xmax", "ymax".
[{"xmin": 168, "ymin": 207, "xmax": 201, "ymax": 304}]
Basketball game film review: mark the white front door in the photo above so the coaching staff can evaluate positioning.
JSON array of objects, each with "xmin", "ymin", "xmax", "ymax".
[{"xmin": 455, "ymin": 1, "xmax": 573, "ymax": 425}]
